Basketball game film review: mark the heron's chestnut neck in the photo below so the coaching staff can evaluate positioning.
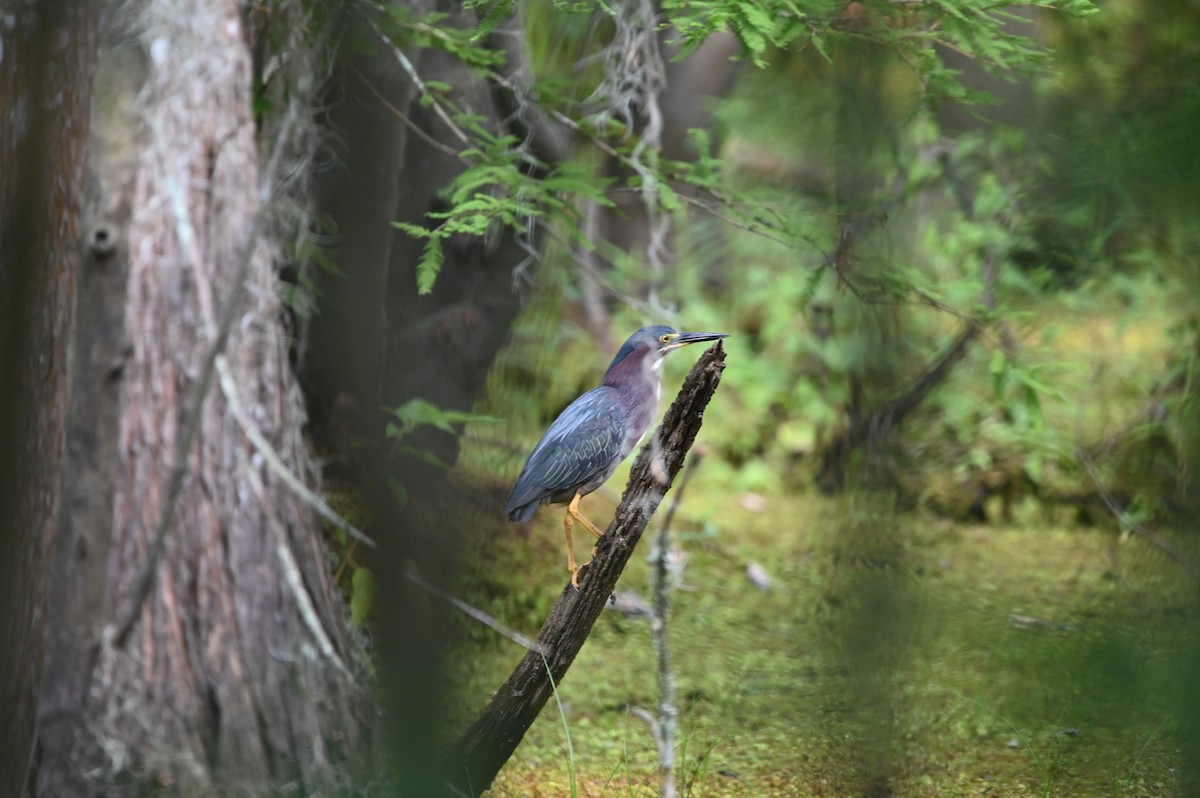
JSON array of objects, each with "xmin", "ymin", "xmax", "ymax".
[{"xmin": 602, "ymin": 345, "xmax": 662, "ymax": 393}]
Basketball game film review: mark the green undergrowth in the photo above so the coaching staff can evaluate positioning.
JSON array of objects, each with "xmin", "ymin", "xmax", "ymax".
[
  {"xmin": 442, "ymin": 462, "xmax": 1198, "ymax": 797},
  {"xmin": 438, "ymin": 265, "xmax": 1197, "ymax": 796}
]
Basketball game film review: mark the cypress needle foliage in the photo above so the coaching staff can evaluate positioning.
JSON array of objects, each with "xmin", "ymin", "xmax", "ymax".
[{"xmin": 372, "ymin": 0, "xmax": 1099, "ymax": 296}]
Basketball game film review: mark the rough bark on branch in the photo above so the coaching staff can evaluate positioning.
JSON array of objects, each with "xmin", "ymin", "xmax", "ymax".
[{"xmin": 444, "ymin": 341, "xmax": 727, "ymax": 796}]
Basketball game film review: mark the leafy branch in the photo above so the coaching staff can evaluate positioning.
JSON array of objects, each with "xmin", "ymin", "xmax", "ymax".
[{"xmin": 368, "ymin": 0, "xmax": 1097, "ymax": 300}]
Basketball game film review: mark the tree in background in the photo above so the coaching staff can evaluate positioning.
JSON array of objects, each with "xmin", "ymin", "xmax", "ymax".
[{"xmin": 0, "ymin": 4, "xmax": 97, "ymax": 796}]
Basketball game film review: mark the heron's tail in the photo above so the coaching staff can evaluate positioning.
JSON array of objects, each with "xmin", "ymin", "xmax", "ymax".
[{"xmin": 503, "ymin": 498, "xmax": 539, "ymax": 524}]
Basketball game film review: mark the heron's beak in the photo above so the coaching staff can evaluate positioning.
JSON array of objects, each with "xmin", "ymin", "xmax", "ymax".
[{"xmin": 667, "ymin": 331, "xmax": 729, "ymax": 351}]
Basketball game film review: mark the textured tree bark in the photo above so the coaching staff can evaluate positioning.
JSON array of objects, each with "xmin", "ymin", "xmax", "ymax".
[
  {"xmin": 0, "ymin": 3, "xmax": 97, "ymax": 795},
  {"xmin": 36, "ymin": 34, "xmax": 141, "ymax": 798},
  {"xmin": 445, "ymin": 342, "xmax": 727, "ymax": 797},
  {"xmin": 36, "ymin": 2, "xmax": 371, "ymax": 794}
]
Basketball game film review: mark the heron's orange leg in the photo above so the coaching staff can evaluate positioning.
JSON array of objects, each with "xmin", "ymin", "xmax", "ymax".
[
  {"xmin": 569, "ymin": 493, "xmax": 604, "ymax": 539},
  {"xmin": 562, "ymin": 509, "xmax": 580, "ymax": 585},
  {"xmin": 565, "ymin": 493, "xmax": 604, "ymax": 588}
]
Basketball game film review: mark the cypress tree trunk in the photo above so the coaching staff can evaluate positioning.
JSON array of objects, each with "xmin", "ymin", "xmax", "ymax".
[{"xmin": 36, "ymin": 2, "xmax": 372, "ymax": 794}]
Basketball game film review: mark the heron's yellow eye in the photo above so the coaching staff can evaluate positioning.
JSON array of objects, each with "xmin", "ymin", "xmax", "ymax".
[{"xmin": 660, "ymin": 334, "xmax": 671, "ymax": 344}]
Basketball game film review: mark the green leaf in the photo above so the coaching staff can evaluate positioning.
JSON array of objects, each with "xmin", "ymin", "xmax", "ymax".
[
  {"xmin": 736, "ymin": 24, "xmax": 768, "ymax": 62},
  {"xmin": 386, "ymin": 475, "xmax": 410, "ymax": 506},
  {"xmin": 657, "ymin": 182, "xmax": 681, "ymax": 211},
  {"xmin": 384, "ymin": 398, "xmax": 499, "ymax": 438},
  {"xmin": 392, "ymin": 220, "xmax": 432, "ymax": 239},
  {"xmin": 989, "ymin": 351, "xmax": 1008, "ymax": 397},
  {"xmin": 417, "ymin": 237, "xmax": 444, "ymax": 295},
  {"xmin": 1021, "ymin": 383, "xmax": 1044, "ymax": 429},
  {"xmin": 350, "ymin": 567, "xmax": 377, "ymax": 628},
  {"xmin": 386, "ymin": 476, "xmax": 409, "ymax": 511},
  {"xmin": 740, "ymin": 3, "xmax": 774, "ymax": 32},
  {"xmin": 1024, "ymin": 452, "xmax": 1043, "ymax": 486},
  {"xmin": 808, "ymin": 30, "xmax": 832, "ymax": 64}
]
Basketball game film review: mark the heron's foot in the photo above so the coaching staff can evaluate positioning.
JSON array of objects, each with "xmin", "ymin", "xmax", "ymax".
[{"xmin": 571, "ymin": 557, "xmax": 599, "ymax": 590}]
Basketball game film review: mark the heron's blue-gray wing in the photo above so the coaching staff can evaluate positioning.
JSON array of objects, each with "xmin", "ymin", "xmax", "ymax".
[{"xmin": 504, "ymin": 387, "xmax": 626, "ymax": 519}]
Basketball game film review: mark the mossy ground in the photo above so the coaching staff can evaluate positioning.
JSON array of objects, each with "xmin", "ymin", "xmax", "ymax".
[
  {"xmin": 430, "ymin": 270, "xmax": 1197, "ymax": 796},
  {"xmin": 441, "ymin": 468, "xmax": 1197, "ymax": 797}
]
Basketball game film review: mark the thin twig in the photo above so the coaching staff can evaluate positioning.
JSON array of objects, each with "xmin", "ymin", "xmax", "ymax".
[
  {"xmin": 1076, "ymin": 446, "xmax": 1200, "ymax": 583},
  {"xmin": 534, "ymin": 219, "xmax": 654, "ymax": 315},
  {"xmin": 483, "ymin": 22, "xmax": 571, "ymax": 165},
  {"xmin": 571, "ymin": 112, "xmax": 796, "ymax": 249},
  {"xmin": 631, "ymin": 705, "xmax": 663, "ymax": 752},
  {"xmin": 646, "ymin": 449, "xmax": 703, "ymax": 798},
  {"xmin": 493, "ymin": 68, "xmax": 800, "ymax": 252},
  {"xmin": 345, "ymin": 59, "xmax": 466, "ymax": 161},
  {"xmin": 362, "ymin": 11, "xmax": 471, "ymax": 145},
  {"xmin": 214, "ymin": 354, "xmax": 377, "ymax": 549},
  {"xmin": 240, "ymin": 440, "xmax": 354, "ymax": 679},
  {"xmin": 655, "ymin": 450, "xmax": 702, "ymax": 555},
  {"xmin": 674, "ymin": 195, "xmax": 796, "ymax": 249},
  {"xmin": 217, "ymin": 351, "xmax": 545, "ymax": 658},
  {"xmin": 405, "ymin": 570, "xmax": 544, "ymax": 654},
  {"xmin": 219, "ymin": 351, "xmax": 543, "ymax": 652}
]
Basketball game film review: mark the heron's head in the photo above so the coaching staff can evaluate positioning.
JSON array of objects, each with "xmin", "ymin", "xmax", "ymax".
[{"xmin": 604, "ymin": 326, "xmax": 728, "ymax": 384}]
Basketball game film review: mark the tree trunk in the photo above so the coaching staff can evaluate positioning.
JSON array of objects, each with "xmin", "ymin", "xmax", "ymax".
[
  {"xmin": 36, "ymin": 2, "xmax": 371, "ymax": 794},
  {"xmin": 0, "ymin": 3, "xmax": 97, "ymax": 794}
]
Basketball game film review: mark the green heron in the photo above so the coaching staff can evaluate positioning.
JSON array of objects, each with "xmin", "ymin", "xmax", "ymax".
[{"xmin": 504, "ymin": 325, "xmax": 728, "ymax": 586}]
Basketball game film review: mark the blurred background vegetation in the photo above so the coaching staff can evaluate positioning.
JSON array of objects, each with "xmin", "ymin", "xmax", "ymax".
[{"xmin": 355, "ymin": 0, "xmax": 1200, "ymax": 794}]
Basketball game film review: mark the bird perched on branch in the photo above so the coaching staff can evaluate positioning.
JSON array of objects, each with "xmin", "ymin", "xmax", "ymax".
[{"xmin": 504, "ymin": 326, "xmax": 728, "ymax": 587}]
